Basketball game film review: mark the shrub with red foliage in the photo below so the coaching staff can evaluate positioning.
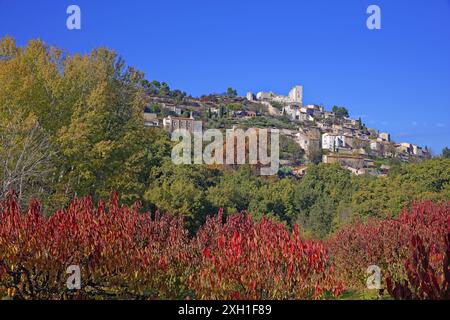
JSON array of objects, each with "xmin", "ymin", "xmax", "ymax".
[
  {"xmin": 190, "ymin": 212, "xmax": 343, "ymax": 299},
  {"xmin": 0, "ymin": 191, "xmax": 193, "ymax": 299},
  {"xmin": 0, "ymin": 192, "xmax": 342, "ymax": 300},
  {"xmin": 328, "ymin": 201, "xmax": 450, "ymax": 292},
  {"xmin": 386, "ymin": 231, "xmax": 450, "ymax": 300}
]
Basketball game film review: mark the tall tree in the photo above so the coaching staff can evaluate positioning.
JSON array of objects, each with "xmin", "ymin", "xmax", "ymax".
[{"xmin": 226, "ymin": 87, "xmax": 238, "ymax": 97}]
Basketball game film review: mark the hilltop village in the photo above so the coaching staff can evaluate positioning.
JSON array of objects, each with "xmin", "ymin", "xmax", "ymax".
[{"xmin": 142, "ymin": 83, "xmax": 430, "ymax": 177}]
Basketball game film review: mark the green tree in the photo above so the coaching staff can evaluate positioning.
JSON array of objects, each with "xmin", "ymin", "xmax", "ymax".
[
  {"xmin": 159, "ymin": 82, "xmax": 170, "ymax": 96},
  {"xmin": 280, "ymin": 135, "xmax": 304, "ymax": 164},
  {"xmin": 332, "ymin": 106, "xmax": 349, "ymax": 118},
  {"xmin": 226, "ymin": 87, "xmax": 237, "ymax": 97},
  {"xmin": 0, "ymin": 37, "xmax": 173, "ymax": 211},
  {"xmin": 145, "ymin": 161, "xmax": 221, "ymax": 231},
  {"xmin": 226, "ymin": 103, "xmax": 242, "ymax": 111},
  {"xmin": 206, "ymin": 166, "xmax": 258, "ymax": 216}
]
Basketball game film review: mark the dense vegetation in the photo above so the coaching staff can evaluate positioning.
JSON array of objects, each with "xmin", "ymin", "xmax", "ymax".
[
  {"xmin": 328, "ymin": 201, "xmax": 449, "ymax": 292},
  {"xmin": 0, "ymin": 192, "xmax": 342, "ymax": 300},
  {"xmin": 1, "ymin": 37, "xmax": 449, "ymax": 238},
  {"xmin": 1, "ymin": 37, "xmax": 449, "ymax": 300},
  {"xmin": 1, "ymin": 192, "xmax": 447, "ymax": 300}
]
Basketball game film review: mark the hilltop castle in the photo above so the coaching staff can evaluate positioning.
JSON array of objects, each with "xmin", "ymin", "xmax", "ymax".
[{"xmin": 247, "ymin": 85, "xmax": 303, "ymax": 105}]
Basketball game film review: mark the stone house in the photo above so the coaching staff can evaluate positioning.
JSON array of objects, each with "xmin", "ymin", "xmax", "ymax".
[
  {"xmin": 294, "ymin": 127, "xmax": 321, "ymax": 156},
  {"xmin": 144, "ymin": 112, "xmax": 160, "ymax": 127},
  {"xmin": 163, "ymin": 114, "xmax": 198, "ymax": 133},
  {"xmin": 322, "ymin": 133, "xmax": 348, "ymax": 151}
]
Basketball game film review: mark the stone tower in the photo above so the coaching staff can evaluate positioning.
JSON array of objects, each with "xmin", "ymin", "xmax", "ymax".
[{"xmin": 288, "ymin": 85, "xmax": 303, "ymax": 104}]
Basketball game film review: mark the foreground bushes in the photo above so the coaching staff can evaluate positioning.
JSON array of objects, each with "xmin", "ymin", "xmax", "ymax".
[
  {"xmin": 190, "ymin": 212, "xmax": 342, "ymax": 299},
  {"xmin": 386, "ymin": 233, "xmax": 450, "ymax": 300},
  {"xmin": 0, "ymin": 192, "xmax": 342, "ymax": 300},
  {"xmin": 328, "ymin": 201, "xmax": 450, "ymax": 294},
  {"xmin": 0, "ymin": 192, "xmax": 192, "ymax": 299},
  {"xmin": 2, "ymin": 191, "xmax": 448, "ymax": 300}
]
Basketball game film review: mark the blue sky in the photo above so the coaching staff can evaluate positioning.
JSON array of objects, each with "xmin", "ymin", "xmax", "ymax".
[{"xmin": 1, "ymin": 0, "xmax": 449, "ymax": 153}]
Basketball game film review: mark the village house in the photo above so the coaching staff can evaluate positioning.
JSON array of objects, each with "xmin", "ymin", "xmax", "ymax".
[
  {"xmin": 323, "ymin": 154, "xmax": 377, "ymax": 175},
  {"xmin": 316, "ymin": 121, "xmax": 333, "ymax": 131},
  {"xmin": 378, "ymin": 132, "xmax": 391, "ymax": 142},
  {"xmin": 322, "ymin": 133, "xmax": 348, "ymax": 151},
  {"xmin": 282, "ymin": 105, "xmax": 314, "ymax": 122},
  {"xmin": 323, "ymin": 154, "xmax": 364, "ymax": 169},
  {"xmin": 163, "ymin": 114, "xmax": 198, "ymax": 133},
  {"xmin": 342, "ymin": 118, "xmax": 359, "ymax": 127},
  {"xmin": 208, "ymin": 107, "xmax": 220, "ymax": 116},
  {"xmin": 331, "ymin": 124, "xmax": 344, "ymax": 134},
  {"xmin": 144, "ymin": 112, "xmax": 160, "ymax": 127},
  {"xmin": 370, "ymin": 140, "xmax": 385, "ymax": 157},
  {"xmin": 322, "ymin": 111, "xmax": 335, "ymax": 119},
  {"xmin": 294, "ymin": 127, "xmax": 321, "ymax": 156},
  {"xmin": 396, "ymin": 142, "xmax": 414, "ymax": 155},
  {"xmin": 171, "ymin": 106, "xmax": 182, "ymax": 115},
  {"xmin": 305, "ymin": 104, "xmax": 324, "ymax": 115}
]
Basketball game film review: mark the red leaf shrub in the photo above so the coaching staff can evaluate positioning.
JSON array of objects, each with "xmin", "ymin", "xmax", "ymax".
[
  {"xmin": 0, "ymin": 192, "xmax": 342, "ymax": 300},
  {"xmin": 328, "ymin": 201, "xmax": 450, "ymax": 291},
  {"xmin": 190, "ymin": 211, "xmax": 343, "ymax": 299},
  {"xmin": 386, "ymin": 231, "xmax": 450, "ymax": 300},
  {"xmin": 0, "ymin": 191, "xmax": 193, "ymax": 299}
]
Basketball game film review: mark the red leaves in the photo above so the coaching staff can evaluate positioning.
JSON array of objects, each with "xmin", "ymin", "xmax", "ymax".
[
  {"xmin": 202, "ymin": 247, "xmax": 211, "ymax": 259},
  {"xmin": 328, "ymin": 201, "xmax": 450, "ymax": 296},
  {"xmin": 190, "ymin": 213, "xmax": 343, "ymax": 300},
  {"xmin": 0, "ymin": 192, "xmax": 343, "ymax": 300},
  {"xmin": 0, "ymin": 192, "xmax": 192, "ymax": 299},
  {"xmin": 386, "ymin": 232, "xmax": 450, "ymax": 300}
]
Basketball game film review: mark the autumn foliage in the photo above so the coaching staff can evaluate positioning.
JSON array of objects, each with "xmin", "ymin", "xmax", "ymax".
[
  {"xmin": 386, "ymin": 233, "xmax": 450, "ymax": 300},
  {"xmin": 328, "ymin": 201, "xmax": 450, "ymax": 295},
  {"xmin": 0, "ymin": 192, "xmax": 342, "ymax": 300},
  {"xmin": 190, "ymin": 212, "xmax": 343, "ymax": 299},
  {"xmin": 1, "ymin": 190, "xmax": 448, "ymax": 300}
]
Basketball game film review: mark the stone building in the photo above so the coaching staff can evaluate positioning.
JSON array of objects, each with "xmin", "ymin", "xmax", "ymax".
[
  {"xmin": 144, "ymin": 112, "xmax": 160, "ymax": 127},
  {"xmin": 323, "ymin": 154, "xmax": 364, "ymax": 169},
  {"xmin": 294, "ymin": 127, "xmax": 321, "ymax": 156},
  {"xmin": 378, "ymin": 132, "xmax": 391, "ymax": 142},
  {"xmin": 322, "ymin": 133, "xmax": 348, "ymax": 151},
  {"xmin": 256, "ymin": 85, "xmax": 303, "ymax": 105},
  {"xmin": 163, "ymin": 114, "xmax": 198, "ymax": 133}
]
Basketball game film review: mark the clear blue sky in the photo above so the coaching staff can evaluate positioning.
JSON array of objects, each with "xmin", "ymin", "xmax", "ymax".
[{"xmin": 1, "ymin": 0, "xmax": 449, "ymax": 153}]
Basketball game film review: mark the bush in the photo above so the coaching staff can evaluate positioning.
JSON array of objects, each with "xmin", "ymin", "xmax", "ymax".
[
  {"xmin": 0, "ymin": 192, "xmax": 342, "ymax": 300},
  {"xmin": 190, "ymin": 212, "xmax": 343, "ymax": 299},
  {"xmin": 328, "ymin": 201, "xmax": 450, "ymax": 291},
  {"xmin": 0, "ymin": 191, "xmax": 192, "ymax": 299},
  {"xmin": 386, "ymin": 232, "xmax": 450, "ymax": 300}
]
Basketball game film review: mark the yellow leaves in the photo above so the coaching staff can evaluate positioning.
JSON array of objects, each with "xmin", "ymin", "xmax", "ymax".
[
  {"xmin": 0, "ymin": 35, "xmax": 17, "ymax": 58},
  {"xmin": 92, "ymin": 140, "xmax": 115, "ymax": 160}
]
